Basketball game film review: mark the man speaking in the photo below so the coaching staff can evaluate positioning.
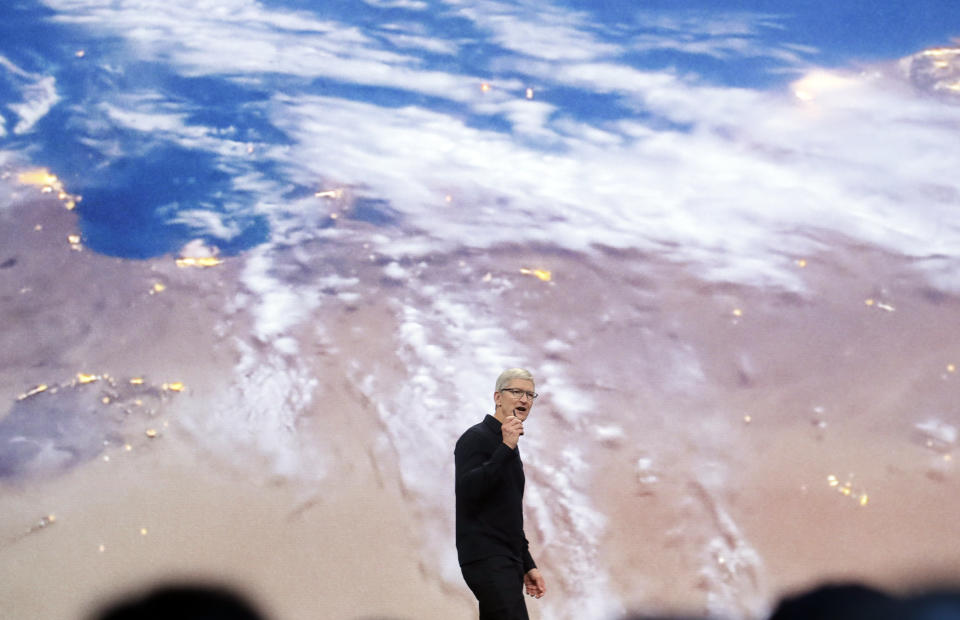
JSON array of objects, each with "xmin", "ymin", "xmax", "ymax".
[{"xmin": 455, "ymin": 368, "xmax": 547, "ymax": 619}]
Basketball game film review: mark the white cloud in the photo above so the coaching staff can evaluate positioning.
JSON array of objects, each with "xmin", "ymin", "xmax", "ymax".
[
  {"xmin": 629, "ymin": 9, "xmax": 815, "ymax": 64},
  {"xmin": 363, "ymin": 0, "xmax": 428, "ymax": 9},
  {"xmin": 445, "ymin": 0, "xmax": 621, "ymax": 61},
  {"xmin": 170, "ymin": 208, "xmax": 244, "ymax": 240},
  {"xmin": 100, "ymin": 99, "xmax": 191, "ymax": 133},
  {"xmin": 472, "ymin": 97, "xmax": 557, "ymax": 137},
  {"xmin": 381, "ymin": 31, "xmax": 459, "ymax": 55},
  {"xmin": 0, "ymin": 56, "xmax": 60, "ymax": 135},
  {"xmin": 635, "ymin": 10, "xmax": 785, "ymax": 38},
  {"xmin": 241, "ymin": 248, "xmax": 322, "ymax": 347},
  {"xmin": 45, "ymin": 0, "xmax": 482, "ymax": 103},
  {"xmin": 177, "ymin": 338, "xmax": 323, "ymax": 480},
  {"xmin": 265, "ymin": 51, "xmax": 960, "ymax": 287},
  {"xmin": 9, "ymin": 76, "xmax": 59, "ymax": 134}
]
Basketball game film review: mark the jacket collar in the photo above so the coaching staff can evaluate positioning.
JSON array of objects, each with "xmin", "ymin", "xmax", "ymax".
[{"xmin": 482, "ymin": 414, "xmax": 501, "ymax": 432}]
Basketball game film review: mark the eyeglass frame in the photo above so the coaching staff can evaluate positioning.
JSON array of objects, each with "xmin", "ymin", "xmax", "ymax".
[{"xmin": 500, "ymin": 388, "xmax": 538, "ymax": 401}]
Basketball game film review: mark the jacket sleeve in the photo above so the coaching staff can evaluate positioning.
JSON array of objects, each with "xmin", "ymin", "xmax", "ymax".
[
  {"xmin": 455, "ymin": 431, "xmax": 517, "ymax": 503},
  {"xmin": 522, "ymin": 545, "xmax": 536, "ymax": 573}
]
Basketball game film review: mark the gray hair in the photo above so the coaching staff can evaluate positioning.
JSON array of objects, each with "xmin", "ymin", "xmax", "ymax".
[{"xmin": 495, "ymin": 368, "xmax": 535, "ymax": 392}]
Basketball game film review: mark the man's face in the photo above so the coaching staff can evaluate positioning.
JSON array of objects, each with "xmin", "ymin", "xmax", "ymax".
[{"xmin": 494, "ymin": 378, "xmax": 536, "ymax": 422}]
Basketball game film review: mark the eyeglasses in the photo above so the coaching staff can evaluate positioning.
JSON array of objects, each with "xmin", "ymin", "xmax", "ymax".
[{"xmin": 501, "ymin": 388, "xmax": 538, "ymax": 400}]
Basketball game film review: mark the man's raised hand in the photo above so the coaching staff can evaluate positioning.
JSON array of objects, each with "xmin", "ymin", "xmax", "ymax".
[{"xmin": 502, "ymin": 415, "xmax": 523, "ymax": 449}]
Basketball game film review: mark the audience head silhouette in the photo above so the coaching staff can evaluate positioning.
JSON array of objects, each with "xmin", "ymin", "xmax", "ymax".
[{"xmin": 90, "ymin": 583, "xmax": 265, "ymax": 620}]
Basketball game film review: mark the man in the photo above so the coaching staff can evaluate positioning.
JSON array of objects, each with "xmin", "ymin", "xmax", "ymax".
[{"xmin": 455, "ymin": 368, "xmax": 547, "ymax": 620}]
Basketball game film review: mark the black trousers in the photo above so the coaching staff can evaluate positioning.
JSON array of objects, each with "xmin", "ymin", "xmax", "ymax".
[{"xmin": 460, "ymin": 555, "xmax": 529, "ymax": 620}]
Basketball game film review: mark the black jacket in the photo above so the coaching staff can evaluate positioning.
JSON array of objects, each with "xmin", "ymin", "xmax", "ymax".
[{"xmin": 455, "ymin": 414, "xmax": 536, "ymax": 572}]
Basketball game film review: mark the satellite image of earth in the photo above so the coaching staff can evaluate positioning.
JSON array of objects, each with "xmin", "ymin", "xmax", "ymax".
[{"xmin": 2, "ymin": 1, "xmax": 960, "ymax": 618}]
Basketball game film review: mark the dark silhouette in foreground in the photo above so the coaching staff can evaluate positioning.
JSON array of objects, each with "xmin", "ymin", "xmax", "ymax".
[
  {"xmin": 767, "ymin": 583, "xmax": 902, "ymax": 620},
  {"xmin": 767, "ymin": 582, "xmax": 960, "ymax": 620},
  {"xmin": 86, "ymin": 579, "xmax": 960, "ymax": 619},
  {"xmin": 88, "ymin": 583, "xmax": 265, "ymax": 620},
  {"xmin": 622, "ymin": 581, "xmax": 960, "ymax": 620}
]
